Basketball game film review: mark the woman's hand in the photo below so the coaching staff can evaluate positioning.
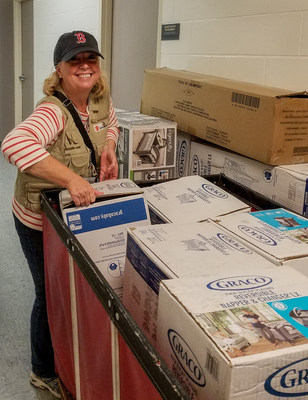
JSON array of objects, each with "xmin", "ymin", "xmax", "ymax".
[
  {"xmin": 99, "ymin": 140, "xmax": 119, "ymax": 181},
  {"xmin": 65, "ymin": 174, "xmax": 102, "ymax": 207},
  {"xmin": 24, "ymin": 155, "xmax": 102, "ymax": 207}
]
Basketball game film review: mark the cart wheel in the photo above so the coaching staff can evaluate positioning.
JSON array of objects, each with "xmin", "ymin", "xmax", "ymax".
[{"xmin": 59, "ymin": 379, "xmax": 75, "ymax": 400}]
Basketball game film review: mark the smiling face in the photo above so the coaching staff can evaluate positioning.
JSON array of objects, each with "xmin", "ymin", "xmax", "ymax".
[{"xmin": 56, "ymin": 52, "xmax": 100, "ymax": 98}]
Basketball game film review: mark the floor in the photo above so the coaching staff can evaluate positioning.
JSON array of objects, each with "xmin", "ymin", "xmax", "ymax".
[{"xmin": 0, "ymin": 155, "xmax": 54, "ymax": 400}]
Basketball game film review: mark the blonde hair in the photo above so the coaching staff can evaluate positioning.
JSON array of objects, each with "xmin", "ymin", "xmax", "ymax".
[{"xmin": 43, "ymin": 69, "xmax": 107, "ymax": 99}]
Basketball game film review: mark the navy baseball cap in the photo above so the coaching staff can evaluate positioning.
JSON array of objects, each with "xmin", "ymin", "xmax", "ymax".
[{"xmin": 53, "ymin": 30, "xmax": 104, "ymax": 66}]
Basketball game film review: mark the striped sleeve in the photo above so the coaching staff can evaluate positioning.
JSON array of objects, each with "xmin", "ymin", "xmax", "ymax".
[
  {"xmin": 1, "ymin": 102, "xmax": 64, "ymax": 172},
  {"xmin": 107, "ymin": 98, "xmax": 119, "ymax": 144}
]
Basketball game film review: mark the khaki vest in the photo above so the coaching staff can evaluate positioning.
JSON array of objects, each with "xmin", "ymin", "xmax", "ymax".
[{"xmin": 14, "ymin": 91, "xmax": 110, "ymax": 213}]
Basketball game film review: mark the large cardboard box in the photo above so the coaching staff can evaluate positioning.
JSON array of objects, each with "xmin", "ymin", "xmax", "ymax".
[
  {"xmin": 122, "ymin": 221, "xmax": 277, "ymax": 346},
  {"xmin": 212, "ymin": 208, "xmax": 308, "ymax": 274},
  {"xmin": 157, "ymin": 267, "xmax": 308, "ymax": 400},
  {"xmin": 116, "ymin": 111, "xmax": 176, "ymax": 182},
  {"xmin": 59, "ymin": 179, "xmax": 151, "ymax": 298},
  {"xmin": 143, "ymin": 175, "xmax": 250, "ymax": 224},
  {"xmin": 189, "ymin": 139, "xmax": 308, "ymax": 216},
  {"xmin": 140, "ymin": 68, "xmax": 308, "ymax": 165}
]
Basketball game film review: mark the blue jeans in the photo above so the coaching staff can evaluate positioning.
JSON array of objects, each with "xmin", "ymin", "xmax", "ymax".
[{"xmin": 13, "ymin": 215, "xmax": 56, "ymax": 378}]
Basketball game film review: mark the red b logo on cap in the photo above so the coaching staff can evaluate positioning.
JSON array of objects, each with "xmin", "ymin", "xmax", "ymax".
[{"xmin": 74, "ymin": 32, "xmax": 86, "ymax": 43}]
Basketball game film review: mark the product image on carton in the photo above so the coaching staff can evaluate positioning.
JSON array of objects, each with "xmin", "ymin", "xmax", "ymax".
[
  {"xmin": 134, "ymin": 129, "xmax": 167, "ymax": 166},
  {"xmin": 189, "ymin": 139, "xmax": 275, "ymax": 189},
  {"xmin": 59, "ymin": 179, "xmax": 151, "ymax": 298},
  {"xmin": 156, "ymin": 266, "xmax": 308, "ymax": 399}
]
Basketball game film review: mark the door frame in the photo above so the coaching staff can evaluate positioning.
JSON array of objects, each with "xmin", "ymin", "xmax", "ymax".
[
  {"xmin": 101, "ymin": 0, "xmax": 113, "ymax": 87},
  {"xmin": 13, "ymin": 0, "xmax": 23, "ymax": 125}
]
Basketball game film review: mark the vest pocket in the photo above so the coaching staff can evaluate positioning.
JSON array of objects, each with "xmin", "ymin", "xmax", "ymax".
[
  {"xmin": 67, "ymin": 152, "xmax": 92, "ymax": 176},
  {"xmin": 52, "ymin": 147, "xmax": 91, "ymax": 176},
  {"xmin": 25, "ymin": 182, "xmax": 59, "ymax": 212}
]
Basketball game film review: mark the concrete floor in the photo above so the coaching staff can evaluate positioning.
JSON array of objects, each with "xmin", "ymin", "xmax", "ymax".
[{"xmin": 0, "ymin": 155, "xmax": 54, "ymax": 399}]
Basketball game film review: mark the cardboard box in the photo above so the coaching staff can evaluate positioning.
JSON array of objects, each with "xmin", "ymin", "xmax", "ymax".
[
  {"xmin": 122, "ymin": 221, "xmax": 277, "ymax": 346},
  {"xmin": 189, "ymin": 139, "xmax": 277, "ymax": 190},
  {"xmin": 143, "ymin": 175, "xmax": 250, "ymax": 224},
  {"xmin": 140, "ymin": 68, "xmax": 308, "ymax": 165},
  {"xmin": 59, "ymin": 179, "xmax": 151, "ymax": 298},
  {"xmin": 212, "ymin": 208, "xmax": 308, "ymax": 273},
  {"xmin": 157, "ymin": 267, "xmax": 308, "ymax": 400},
  {"xmin": 116, "ymin": 111, "xmax": 177, "ymax": 182},
  {"xmin": 274, "ymin": 163, "xmax": 308, "ymax": 217},
  {"xmin": 189, "ymin": 139, "xmax": 308, "ymax": 216},
  {"xmin": 176, "ymin": 130, "xmax": 192, "ymax": 178}
]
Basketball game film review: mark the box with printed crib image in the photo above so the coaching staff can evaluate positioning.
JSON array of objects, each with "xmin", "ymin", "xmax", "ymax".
[
  {"xmin": 115, "ymin": 111, "xmax": 177, "ymax": 183},
  {"xmin": 156, "ymin": 265, "xmax": 308, "ymax": 400},
  {"xmin": 211, "ymin": 208, "xmax": 308, "ymax": 275}
]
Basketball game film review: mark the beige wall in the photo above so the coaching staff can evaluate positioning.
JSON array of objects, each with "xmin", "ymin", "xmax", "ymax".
[{"xmin": 158, "ymin": 0, "xmax": 308, "ymax": 91}]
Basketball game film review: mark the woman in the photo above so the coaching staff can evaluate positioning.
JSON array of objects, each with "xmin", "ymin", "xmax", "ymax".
[{"xmin": 1, "ymin": 30, "xmax": 119, "ymax": 398}]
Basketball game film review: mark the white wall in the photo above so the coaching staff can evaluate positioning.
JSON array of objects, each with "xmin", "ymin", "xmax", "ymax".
[
  {"xmin": 33, "ymin": 0, "xmax": 101, "ymax": 104},
  {"xmin": 159, "ymin": 0, "xmax": 308, "ymax": 91}
]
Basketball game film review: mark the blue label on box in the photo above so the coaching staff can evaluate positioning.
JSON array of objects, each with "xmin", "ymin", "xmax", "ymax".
[
  {"xmin": 126, "ymin": 234, "xmax": 168, "ymax": 294},
  {"xmin": 269, "ymin": 296, "xmax": 308, "ymax": 338},
  {"xmin": 65, "ymin": 197, "xmax": 148, "ymax": 233},
  {"xmin": 251, "ymin": 208, "xmax": 308, "ymax": 231}
]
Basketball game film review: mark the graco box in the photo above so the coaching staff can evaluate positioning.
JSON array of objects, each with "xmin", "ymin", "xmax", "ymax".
[
  {"xmin": 212, "ymin": 208, "xmax": 308, "ymax": 274},
  {"xmin": 157, "ymin": 266, "xmax": 308, "ymax": 399},
  {"xmin": 122, "ymin": 221, "xmax": 277, "ymax": 346},
  {"xmin": 189, "ymin": 139, "xmax": 277, "ymax": 192},
  {"xmin": 189, "ymin": 139, "xmax": 308, "ymax": 217},
  {"xmin": 143, "ymin": 175, "xmax": 250, "ymax": 224},
  {"xmin": 116, "ymin": 111, "xmax": 177, "ymax": 183}
]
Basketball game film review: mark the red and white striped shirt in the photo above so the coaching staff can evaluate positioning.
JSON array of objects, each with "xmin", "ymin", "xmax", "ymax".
[{"xmin": 1, "ymin": 99, "xmax": 119, "ymax": 231}]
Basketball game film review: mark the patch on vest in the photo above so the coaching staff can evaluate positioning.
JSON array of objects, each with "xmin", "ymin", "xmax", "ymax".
[{"xmin": 94, "ymin": 122, "xmax": 107, "ymax": 132}]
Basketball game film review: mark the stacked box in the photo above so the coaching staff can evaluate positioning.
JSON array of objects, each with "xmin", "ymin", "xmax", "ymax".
[
  {"xmin": 116, "ymin": 111, "xmax": 177, "ymax": 182},
  {"xmin": 189, "ymin": 139, "xmax": 308, "ymax": 217},
  {"xmin": 211, "ymin": 208, "xmax": 308, "ymax": 274},
  {"xmin": 157, "ymin": 266, "xmax": 308, "ymax": 400},
  {"xmin": 122, "ymin": 221, "xmax": 277, "ymax": 346},
  {"xmin": 59, "ymin": 179, "xmax": 151, "ymax": 298},
  {"xmin": 142, "ymin": 175, "xmax": 250, "ymax": 224},
  {"xmin": 275, "ymin": 163, "xmax": 308, "ymax": 217},
  {"xmin": 141, "ymin": 68, "xmax": 308, "ymax": 165}
]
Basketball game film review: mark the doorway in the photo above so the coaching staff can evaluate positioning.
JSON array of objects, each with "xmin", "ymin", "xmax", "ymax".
[{"xmin": 14, "ymin": 0, "xmax": 34, "ymax": 124}]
